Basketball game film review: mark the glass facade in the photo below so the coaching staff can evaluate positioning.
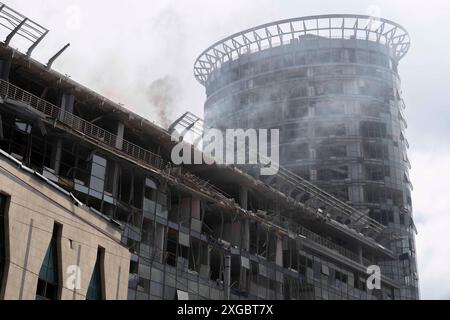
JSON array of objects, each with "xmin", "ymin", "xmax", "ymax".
[
  {"xmin": 203, "ymin": 38, "xmax": 419, "ymax": 299},
  {"xmin": 0, "ymin": 14, "xmax": 414, "ymax": 299}
]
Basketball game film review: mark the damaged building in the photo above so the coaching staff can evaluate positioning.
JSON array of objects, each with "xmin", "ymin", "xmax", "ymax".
[
  {"xmin": 195, "ymin": 14, "xmax": 418, "ymax": 299},
  {"xmin": 0, "ymin": 4, "xmax": 415, "ymax": 300}
]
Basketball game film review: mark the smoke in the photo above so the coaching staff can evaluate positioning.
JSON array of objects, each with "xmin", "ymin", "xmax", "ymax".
[{"xmin": 146, "ymin": 76, "xmax": 181, "ymax": 128}]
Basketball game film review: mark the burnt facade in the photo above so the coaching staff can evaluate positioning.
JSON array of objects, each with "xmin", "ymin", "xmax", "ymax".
[
  {"xmin": 196, "ymin": 15, "xmax": 418, "ymax": 299},
  {"xmin": 0, "ymin": 5, "xmax": 413, "ymax": 300}
]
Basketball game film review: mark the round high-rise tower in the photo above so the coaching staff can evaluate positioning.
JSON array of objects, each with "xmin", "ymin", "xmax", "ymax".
[{"xmin": 195, "ymin": 14, "xmax": 418, "ymax": 299}]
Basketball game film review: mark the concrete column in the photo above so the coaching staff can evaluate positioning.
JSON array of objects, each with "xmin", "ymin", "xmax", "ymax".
[
  {"xmin": 224, "ymin": 255, "xmax": 231, "ymax": 300},
  {"xmin": 112, "ymin": 163, "xmax": 121, "ymax": 199},
  {"xmin": 111, "ymin": 122, "xmax": 125, "ymax": 199},
  {"xmin": 276, "ymin": 236, "xmax": 283, "ymax": 267},
  {"xmin": 58, "ymin": 93, "xmax": 75, "ymax": 121},
  {"xmin": 357, "ymin": 244, "xmax": 363, "ymax": 264},
  {"xmin": 51, "ymin": 138, "xmax": 63, "ymax": 175},
  {"xmin": 0, "ymin": 58, "xmax": 11, "ymax": 80},
  {"xmin": 241, "ymin": 220, "xmax": 250, "ymax": 252},
  {"xmin": 239, "ymin": 186, "xmax": 248, "ymax": 210},
  {"xmin": 239, "ymin": 186, "xmax": 250, "ymax": 252},
  {"xmin": 115, "ymin": 122, "xmax": 125, "ymax": 150}
]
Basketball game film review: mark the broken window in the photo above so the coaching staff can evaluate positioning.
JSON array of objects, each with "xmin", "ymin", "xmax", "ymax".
[
  {"xmin": 297, "ymin": 255, "xmax": 307, "ymax": 275},
  {"xmin": 169, "ymin": 192, "xmax": 193, "ymax": 227},
  {"xmin": 267, "ymin": 233, "xmax": 277, "ymax": 263},
  {"xmin": 354, "ymin": 272, "xmax": 366, "ymax": 291},
  {"xmin": 315, "ymin": 123, "xmax": 346, "ymax": 137},
  {"xmin": 282, "ymin": 238, "xmax": 298, "ymax": 272},
  {"xmin": 154, "ymin": 224, "xmax": 165, "ymax": 263},
  {"xmin": 190, "ymin": 198, "xmax": 202, "ymax": 233},
  {"xmin": 313, "ymin": 81, "xmax": 344, "ymax": 96},
  {"xmin": 365, "ymin": 164, "xmax": 390, "ymax": 181},
  {"xmin": 363, "ymin": 142, "xmax": 388, "ymax": 160},
  {"xmin": 316, "ymin": 143, "xmax": 347, "ymax": 159},
  {"xmin": 360, "ymin": 101, "xmax": 389, "ymax": 116},
  {"xmin": 285, "ymin": 101, "xmax": 308, "ymax": 119},
  {"xmin": 315, "ymin": 102, "xmax": 345, "ymax": 116},
  {"xmin": 8, "ymin": 118, "xmax": 32, "ymax": 161},
  {"xmin": 249, "ymin": 221, "xmax": 257, "ymax": 255},
  {"xmin": 257, "ymin": 225, "xmax": 268, "ymax": 258},
  {"xmin": 210, "ymin": 249, "xmax": 223, "ymax": 283},
  {"xmin": 0, "ymin": 194, "xmax": 7, "ymax": 285},
  {"xmin": 317, "ymin": 165, "xmax": 348, "ymax": 181},
  {"xmin": 73, "ymin": 145, "xmax": 91, "ymax": 190},
  {"xmin": 281, "ymin": 143, "xmax": 309, "ymax": 160},
  {"xmin": 283, "ymin": 276, "xmax": 299, "ymax": 300},
  {"xmin": 132, "ymin": 174, "xmax": 144, "ymax": 209},
  {"xmin": 179, "ymin": 197, "xmax": 191, "ymax": 228},
  {"xmin": 143, "ymin": 178, "xmax": 168, "ymax": 219},
  {"xmin": 143, "ymin": 178, "xmax": 157, "ymax": 214},
  {"xmin": 324, "ymin": 185, "xmax": 349, "ymax": 202},
  {"xmin": 286, "ymin": 84, "xmax": 308, "ymax": 99},
  {"xmin": 166, "ymin": 228, "xmax": 178, "ymax": 267},
  {"xmin": 360, "ymin": 121, "xmax": 387, "ymax": 138},
  {"xmin": 282, "ymin": 124, "xmax": 308, "ymax": 141},
  {"xmin": 239, "ymin": 257, "xmax": 251, "ymax": 295},
  {"xmin": 365, "ymin": 186, "xmax": 402, "ymax": 205},
  {"xmin": 369, "ymin": 209, "xmax": 394, "ymax": 226},
  {"xmin": 335, "ymin": 270, "xmax": 348, "ymax": 284},
  {"xmin": 188, "ymin": 239, "xmax": 208, "ymax": 273},
  {"xmin": 365, "ymin": 185, "xmax": 385, "ymax": 203},
  {"xmin": 29, "ymin": 132, "xmax": 53, "ymax": 172},
  {"xmin": 140, "ymin": 218, "xmax": 154, "ymax": 258},
  {"xmin": 178, "ymin": 241, "xmax": 189, "ymax": 267}
]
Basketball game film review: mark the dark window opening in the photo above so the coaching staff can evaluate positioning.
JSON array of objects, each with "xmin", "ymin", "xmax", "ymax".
[
  {"xmin": 365, "ymin": 164, "xmax": 390, "ymax": 181},
  {"xmin": 363, "ymin": 143, "xmax": 388, "ymax": 160},
  {"xmin": 36, "ymin": 223, "xmax": 61, "ymax": 300},
  {"xmin": 281, "ymin": 124, "xmax": 307, "ymax": 141},
  {"xmin": 315, "ymin": 123, "xmax": 346, "ymax": 137},
  {"xmin": 166, "ymin": 228, "xmax": 178, "ymax": 267},
  {"xmin": 317, "ymin": 165, "xmax": 348, "ymax": 181},
  {"xmin": 285, "ymin": 102, "xmax": 308, "ymax": 119},
  {"xmin": 335, "ymin": 270, "xmax": 348, "ymax": 284},
  {"xmin": 0, "ymin": 194, "xmax": 7, "ymax": 290},
  {"xmin": 210, "ymin": 249, "xmax": 223, "ymax": 283},
  {"xmin": 360, "ymin": 121, "xmax": 387, "ymax": 138},
  {"xmin": 316, "ymin": 144, "xmax": 347, "ymax": 159},
  {"xmin": 86, "ymin": 247, "xmax": 105, "ymax": 300},
  {"xmin": 281, "ymin": 143, "xmax": 309, "ymax": 161},
  {"xmin": 315, "ymin": 102, "xmax": 345, "ymax": 116}
]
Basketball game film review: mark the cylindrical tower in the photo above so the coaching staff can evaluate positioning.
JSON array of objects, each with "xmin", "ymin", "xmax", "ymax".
[{"xmin": 195, "ymin": 14, "xmax": 418, "ymax": 299}]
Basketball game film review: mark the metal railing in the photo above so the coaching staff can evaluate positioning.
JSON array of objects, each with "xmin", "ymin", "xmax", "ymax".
[
  {"xmin": 0, "ymin": 80, "xmax": 380, "ymax": 267},
  {"xmin": 0, "ymin": 79, "xmax": 233, "ymax": 203},
  {"xmin": 170, "ymin": 111, "xmax": 386, "ymax": 236},
  {"xmin": 195, "ymin": 15, "xmax": 410, "ymax": 85},
  {"xmin": 273, "ymin": 214, "xmax": 372, "ymax": 267},
  {"xmin": 0, "ymin": 79, "xmax": 164, "ymax": 170}
]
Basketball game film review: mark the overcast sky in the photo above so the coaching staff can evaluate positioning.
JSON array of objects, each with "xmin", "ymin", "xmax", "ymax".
[{"xmin": 5, "ymin": 0, "xmax": 450, "ymax": 299}]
